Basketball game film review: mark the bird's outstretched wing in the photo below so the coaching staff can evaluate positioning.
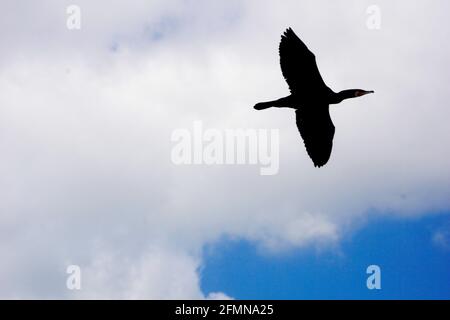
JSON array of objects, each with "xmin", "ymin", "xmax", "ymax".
[
  {"xmin": 279, "ymin": 28, "xmax": 328, "ymax": 95},
  {"xmin": 295, "ymin": 107, "xmax": 335, "ymax": 167}
]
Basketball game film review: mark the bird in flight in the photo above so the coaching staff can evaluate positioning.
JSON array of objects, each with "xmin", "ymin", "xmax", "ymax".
[{"xmin": 254, "ymin": 28, "xmax": 374, "ymax": 167}]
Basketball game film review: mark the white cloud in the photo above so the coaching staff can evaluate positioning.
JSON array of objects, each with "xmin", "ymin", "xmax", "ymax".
[
  {"xmin": 0, "ymin": 0, "xmax": 450, "ymax": 298},
  {"xmin": 206, "ymin": 292, "xmax": 234, "ymax": 300},
  {"xmin": 74, "ymin": 247, "xmax": 206, "ymax": 300},
  {"xmin": 246, "ymin": 213, "xmax": 339, "ymax": 252}
]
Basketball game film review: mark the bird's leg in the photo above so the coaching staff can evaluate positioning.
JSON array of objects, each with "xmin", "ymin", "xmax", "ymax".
[{"xmin": 254, "ymin": 95, "xmax": 294, "ymax": 110}]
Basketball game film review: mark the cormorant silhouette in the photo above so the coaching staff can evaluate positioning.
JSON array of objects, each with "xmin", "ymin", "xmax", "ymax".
[{"xmin": 254, "ymin": 28, "xmax": 374, "ymax": 167}]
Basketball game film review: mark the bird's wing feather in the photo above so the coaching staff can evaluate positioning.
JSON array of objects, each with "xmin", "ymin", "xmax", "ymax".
[
  {"xmin": 295, "ymin": 107, "xmax": 335, "ymax": 167},
  {"xmin": 279, "ymin": 28, "xmax": 328, "ymax": 94}
]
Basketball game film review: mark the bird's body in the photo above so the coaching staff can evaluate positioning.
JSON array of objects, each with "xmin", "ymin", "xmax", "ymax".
[{"xmin": 254, "ymin": 28, "xmax": 373, "ymax": 167}]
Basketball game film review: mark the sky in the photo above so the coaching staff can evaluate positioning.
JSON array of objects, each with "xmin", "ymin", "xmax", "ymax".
[
  {"xmin": 202, "ymin": 214, "xmax": 450, "ymax": 299},
  {"xmin": 0, "ymin": 0, "xmax": 449, "ymax": 299}
]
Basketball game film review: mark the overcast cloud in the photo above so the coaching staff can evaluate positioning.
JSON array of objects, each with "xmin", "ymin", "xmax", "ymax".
[{"xmin": 0, "ymin": 0, "xmax": 449, "ymax": 298}]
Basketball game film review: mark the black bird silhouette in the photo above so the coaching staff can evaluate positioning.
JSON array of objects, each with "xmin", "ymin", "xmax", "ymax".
[{"xmin": 254, "ymin": 28, "xmax": 374, "ymax": 167}]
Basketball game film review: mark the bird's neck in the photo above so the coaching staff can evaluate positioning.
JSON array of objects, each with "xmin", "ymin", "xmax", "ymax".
[{"xmin": 330, "ymin": 89, "xmax": 359, "ymax": 104}]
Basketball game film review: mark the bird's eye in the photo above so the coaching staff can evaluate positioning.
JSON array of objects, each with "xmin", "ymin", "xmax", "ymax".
[{"xmin": 354, "ymin": 91, "xmax": 361, "ymax": 97}]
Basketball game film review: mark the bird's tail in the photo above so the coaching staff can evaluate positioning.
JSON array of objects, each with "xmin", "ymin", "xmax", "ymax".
[
  {"xmin": 253, "ymin": 101, "xmax": 273, "ymax": 110},
  {"xmin": 254, "ymin": 96, "xmax": 293, "ymax": 110}
]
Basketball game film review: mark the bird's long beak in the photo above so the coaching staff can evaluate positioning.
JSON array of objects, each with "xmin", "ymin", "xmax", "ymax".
[{"xmin": 356, "ymin": 90, "xmax": 374, "ymax": 97}]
